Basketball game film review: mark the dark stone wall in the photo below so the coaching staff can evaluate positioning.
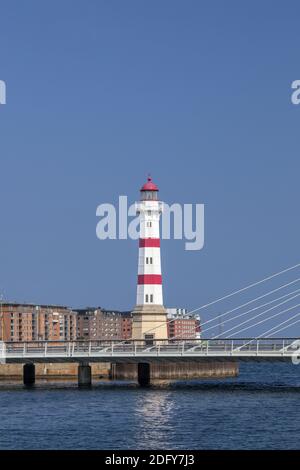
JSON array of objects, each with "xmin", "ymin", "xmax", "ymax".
[{"xmin": 111, "ymin": 361, "xmax": 239, "ymax": 380}]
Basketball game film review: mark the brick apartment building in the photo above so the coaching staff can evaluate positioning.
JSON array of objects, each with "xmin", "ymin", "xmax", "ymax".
[
  {"xmin": 0, "ymin": 303, "xmax": 199, "ymax": 342},
  {"xmin": 76, "ymin": 308, "xmax": 132, "ymax": 341},
  {"xmin": 166, "ymin": 308, "xmax": 201, "ymax": 339},
  {"xmin": 0, "ymin": 303, "xmax": 77, "ymax": 342},
  {"xmin": 167, "ymin": 317, "xmax": 199, "ymax": 339},
  {"xmin": 76, "ymin": 308, "xmax": 200, "ymax": 341}
]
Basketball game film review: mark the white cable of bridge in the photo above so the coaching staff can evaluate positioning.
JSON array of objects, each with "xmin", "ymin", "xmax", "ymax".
[
  {"xmin": 186, "ymin": 262, "xmax": 300, "ymax": 316},
  {"xmin": 141, "ymin": 263, "xmax": 300, "ymax": 337},
  {"xmin": 261, "ymin": 313, "xmax": 300, "ymax": 337},
  {"xmin": 260, "ymin": 311, "xmax": 300, "ymax": 337},
  {"xmin": 165, "ymin": 280, "xmax": 300, "ymax": 342},
  {"xmin": 226, "ymin": 312, "xmax": 300, "ymax": 349},
  {"xmin": 238, "ymin": 311, "xmax": 300, "ymax": 350},
  {"xmin": 212, "ymin": 293, "xmax": 300, "ymax": 339},
  {"xmin": 223, "ymin": 301, "xmax": 300, "ymax": 338},
  {"xmin": 170, "ymin": 287, "xmax": 300, "ymax": 342},
  {"xmin": 202, "ymin": 287, "xmax": 300, "ymax": 336},
  {"xmin": 199, "ymin": 278, "xmax": 300, "ymax": 329}
]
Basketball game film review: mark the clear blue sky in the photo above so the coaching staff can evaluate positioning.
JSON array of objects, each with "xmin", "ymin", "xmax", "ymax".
[{"xmin": 0, "ymin": 1, "xmax": 300, "ymax": 335}]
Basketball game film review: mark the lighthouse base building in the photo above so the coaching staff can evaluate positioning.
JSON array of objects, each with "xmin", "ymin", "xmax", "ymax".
[{"xmin": 131, "ymin": 304, "xmax": 168, "ymax": 341}]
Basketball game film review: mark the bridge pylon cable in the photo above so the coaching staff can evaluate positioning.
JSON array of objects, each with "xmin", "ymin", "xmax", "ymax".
[
  {"xmin": 258, "ymin": 311, "xmax": 300, "ymax": 338},
  {"xmin": 265, "ymin": 317, "xmax": 300, "ymax": 338},
  {"xmin": 141, "ymin": 262, "xmax": 300, "ymax": 337},
  {"xmin": 200, "ymin": 278, "xmax": 300, "ymax": 329},
  {"xmin": 225, "ymin": 302, "xmax": 300, "ymax": 338},
  {"xmin": 211, "ymin": 291, "xmax": 300, "ymax": 338},
  {"xmin": 235, "ymin": 312, "xmax": 300, "ymax": 350},
  {"xmin": 187, "ymin": 262, "xmax": 300, "ymax": 316},
  {"xmin": 170, "ymin": 288, "xmax": 300, "ymax": 342},
  {"xmin": 202, "ymin": 288, "xmax": 300, "ymax": 335}
]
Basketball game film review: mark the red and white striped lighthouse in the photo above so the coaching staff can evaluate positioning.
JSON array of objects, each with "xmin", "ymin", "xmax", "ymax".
[{"xmin": 131, "ymin": 176, "xmax": 168, "ymax": 341}]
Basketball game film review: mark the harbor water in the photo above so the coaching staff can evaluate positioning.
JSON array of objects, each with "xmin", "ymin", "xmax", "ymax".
[{"xmin": 0, "ymin": 362, "xmax": 299, "ymax": 449}]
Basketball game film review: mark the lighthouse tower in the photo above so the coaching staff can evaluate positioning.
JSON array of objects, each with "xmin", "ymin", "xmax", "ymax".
[{"xmin": 131, "ymin": 176, "xmax": 168, "ymax": 341}]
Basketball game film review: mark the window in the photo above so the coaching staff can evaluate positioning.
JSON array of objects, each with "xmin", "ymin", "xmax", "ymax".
[
  {"xmin": 145, "ymin": 334, "xmax": 154, "ymax": 346},
  {"xmin": 147, "ymin": 221, "xmax": 152, "ymax": 227},
  {"xmin": 150, "ymin": 257, "xmax": 153, "ymax": 264},
  {"xmin": 144, "ymin": 191, "xmax": 153, "ymax": 200},
  {"xmin": 150, "ymin": 294, "xmax": 153, "ymax": 303},
  {"xmin": 146, "ymin": 257, "xmax": 149, "ymax": 264},
  {"xmin": 145, "ymin": 294, "xmax": 149, "ymax": 303}
]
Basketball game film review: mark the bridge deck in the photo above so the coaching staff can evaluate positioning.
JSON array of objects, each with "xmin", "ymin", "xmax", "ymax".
[{"xmin": 1, "ymin": 338, "xmax": 299, "ymax": 363}]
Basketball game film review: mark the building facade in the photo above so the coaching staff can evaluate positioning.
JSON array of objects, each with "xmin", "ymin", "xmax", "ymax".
[
  {"xmin": 166, "ymin": 308, "xmax": 201, "ymax": 339},
  {"xmin": 0, "ymin": 303, "xmax": 77, "ymax": 342},
  {"xmin": 76, "ymin": 308, "xmax": 132, "ymax": 341},
  {"xmin": 167, "ymin": 317, "xmax": 198, "ymax": 339},
  {"xmin": 0, "ymin": 302, "xmax": 199, "ymax": 342}
]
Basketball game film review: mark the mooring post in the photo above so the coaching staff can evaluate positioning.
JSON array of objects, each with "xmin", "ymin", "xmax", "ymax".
[
  {"xmin": 137, "ymin": 362, "xmax": 150, "ymax": 387},
  {"xmin": 23, "ymin": 363, "xmax": 35, "ymax": 386},
  {"xmin": 78, "ymin": 362, "xmax": 92, "ymax": 387}
]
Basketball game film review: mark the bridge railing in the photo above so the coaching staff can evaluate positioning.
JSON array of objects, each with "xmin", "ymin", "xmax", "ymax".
[{"xmin": 2, "ymin": 337, "xmax": 300, "ymax": 358}]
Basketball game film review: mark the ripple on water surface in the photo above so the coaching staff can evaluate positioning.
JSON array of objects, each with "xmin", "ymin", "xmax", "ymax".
[{"xmin": 0, "ymin": 363, "xmax": 299, "ymax": 449}]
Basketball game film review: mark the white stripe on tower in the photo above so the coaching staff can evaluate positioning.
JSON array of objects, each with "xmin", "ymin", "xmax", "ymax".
[{"xmin": 136, "ymin": 176, "xmax": 163, "ymax": 306}]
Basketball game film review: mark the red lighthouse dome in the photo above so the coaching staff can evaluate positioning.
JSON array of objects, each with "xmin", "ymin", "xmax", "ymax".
[{"xmin": 140, "ymin": 176, "xmax": 159, "ymax": 192}]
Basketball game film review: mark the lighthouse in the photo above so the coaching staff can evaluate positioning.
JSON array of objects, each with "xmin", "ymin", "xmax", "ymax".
[{"xmin": 131, "ymin": 176, "xmax": 168, "ymax": 341}]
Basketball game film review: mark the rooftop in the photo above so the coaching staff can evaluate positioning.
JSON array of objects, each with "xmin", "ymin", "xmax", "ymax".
[{"xmin": 140, "ymin": 176, "xmax": 159, "ymax": 192}]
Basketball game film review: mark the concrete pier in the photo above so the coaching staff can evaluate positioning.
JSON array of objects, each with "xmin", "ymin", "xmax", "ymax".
[
  {"xmin": 23, "ymin": 363, "xmax": 35, "ymax": 386},
  {"xmin": 111, "ymin": 361, "xmax": 239, "ymax": 384},
  {"xmin": 78, "ymin": 363, "xmax": 92, "ymax": 387},
  {"xmin": 0, "ymin": 362, "xmax": 110, "ymax": 379}
]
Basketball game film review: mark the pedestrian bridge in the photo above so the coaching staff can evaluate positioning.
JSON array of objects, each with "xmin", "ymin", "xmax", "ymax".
[{"xmin": 2, "ymin": 338, "xmax": 300, "ymax": 363}]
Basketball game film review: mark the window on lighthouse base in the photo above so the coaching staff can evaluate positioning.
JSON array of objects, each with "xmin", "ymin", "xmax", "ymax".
[{"xmin": 145, "ymin": 334, "xmax": 154, "ymax": 346}]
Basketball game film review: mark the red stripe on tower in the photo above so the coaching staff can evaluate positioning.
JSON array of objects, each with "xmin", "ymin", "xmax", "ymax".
[
  {"xmin": 139, "ymin": 238, "xmax": 160, "ymax": 248},
  {"xmin": 138, "ymin": 274, "xmax": 162, "ymax": 285}
]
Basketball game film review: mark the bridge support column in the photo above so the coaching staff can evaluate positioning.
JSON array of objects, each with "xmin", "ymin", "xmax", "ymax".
[
  {"xmin": 78, "ymin": 363, "xmax": 92, "ymax": 387},
  {"xmin": 23, "ymin": 363, "xmax": 35, "ymax": 386},
  {"xmin": 138, "ymin": 363, "xmax": 150, "ymax": 387}
]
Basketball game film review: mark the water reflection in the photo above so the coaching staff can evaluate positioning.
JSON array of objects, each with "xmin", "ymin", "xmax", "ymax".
[{"xmin": 134, "ymin": 385, "xmax": 175, "ymax": 448}]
